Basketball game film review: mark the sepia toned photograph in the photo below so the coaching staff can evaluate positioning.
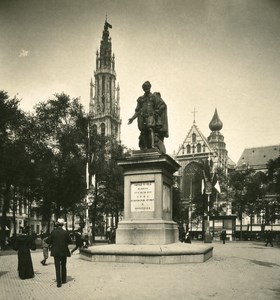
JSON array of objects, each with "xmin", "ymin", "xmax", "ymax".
[{"xmin": 1, "ymin": 1, "xmax": 280, "ymax": 299}]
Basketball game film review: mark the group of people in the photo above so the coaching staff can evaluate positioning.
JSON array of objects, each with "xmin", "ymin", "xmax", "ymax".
[{"xmin": 13, "ymin": 218, "xmax": 88, "ymax": 288}]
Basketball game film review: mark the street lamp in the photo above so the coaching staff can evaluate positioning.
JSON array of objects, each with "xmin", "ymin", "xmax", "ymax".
[{"xmin": 204, "ymin": 178, "xmax": 212, "ymax": 243}]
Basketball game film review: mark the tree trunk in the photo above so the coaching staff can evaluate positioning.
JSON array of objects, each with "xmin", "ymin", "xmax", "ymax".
[
  {"xmin": 240, "ymin": 212, "xmax": 243, "ymax": 241},
  {"xmin": 91, "ymin": 199, "xmax": 97, "ymax": 243},
  {"xmin": 72, "ymin": 212, "xmax": 75, "ymax": 232},
  {"xmin": 0, "ymin": 183, "xmax": 11, "ymax": 249},
  {"xmin": 12, "ymin": 188, "xmax": 17, "ymax": 236}
]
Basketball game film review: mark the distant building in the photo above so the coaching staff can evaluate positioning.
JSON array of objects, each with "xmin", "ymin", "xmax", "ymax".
[
  {"xmin": 235, "ymin": 145, "xmax": 280, "ymax": 236},
  {"xmin": 175, "ymin": 109, "xmax": 236, "ymax": 240},
  {"xmin": 89, "ymin": 20, "xmax": 121, "ymax": 141},
  {"xmin": 236, "ymin": 145, "xmax": 280, "ymax": 172}
]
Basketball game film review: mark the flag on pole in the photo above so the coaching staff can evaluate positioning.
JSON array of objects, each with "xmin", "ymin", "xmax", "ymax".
[
  {"xmin": 91, "ymin": 174, "xmax": 95, "ymax": 188},
  {"xmin": 201, "ymin": 179, "xmax": 205, "ymax": 194},
  {"xmin": 214, "ymin": 181, "xmax": 221, "ymax": 193}
]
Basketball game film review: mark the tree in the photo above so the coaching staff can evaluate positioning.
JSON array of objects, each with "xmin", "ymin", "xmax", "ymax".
[
  {"xmin": 264, "ymin": 157, "xmax": 280, "ymax": 223},
  {"xmin": 87, "ymin": 132, "xmax": 125, "ymax": 241},
  {"xmin": 0, "ymin": 91, "xmax": 27, "ymax": 248},
  {"xmin": 33, "ymin": 93, "xmax": 87, "ymax": 222},
  {"xmin": 229, "ymin": 170, "xmax": 247, "ymax": 240},
  {"xmin": 172, "ymin": 177, "xmax": 188, "ymax": 225},
  {"xmin": 229, "ymin": 168, "xmax": 264, "ymax": 240},
  {"xmin": 267, "ymin": 157, "xmax": 280, "ymax": 195}
]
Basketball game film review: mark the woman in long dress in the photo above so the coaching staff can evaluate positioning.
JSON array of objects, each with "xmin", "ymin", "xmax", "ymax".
[{"xmin": 14, "ymin": 227, "xmax": 36, "ymax": 279}]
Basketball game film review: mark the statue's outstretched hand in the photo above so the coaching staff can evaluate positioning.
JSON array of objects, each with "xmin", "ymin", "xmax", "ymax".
[{"xmin": 128, "ymin": 118, "xmax": 133, "ymax": 125}]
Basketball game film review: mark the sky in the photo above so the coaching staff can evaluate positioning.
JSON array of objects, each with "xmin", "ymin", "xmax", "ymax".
[{"xmin": 1, "ymin": 0, "xmax": 280, "ymax": 163}]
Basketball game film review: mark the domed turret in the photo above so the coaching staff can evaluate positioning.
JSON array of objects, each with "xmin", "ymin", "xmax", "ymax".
[{"xmin": 209, "ymin": 108, "xmax": 223, "ymax": 131}]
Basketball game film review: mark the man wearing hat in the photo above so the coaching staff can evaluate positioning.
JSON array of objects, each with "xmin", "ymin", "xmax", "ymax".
[{"xmin": 46, "ymin": 218, "xmax": 72, "ymax": 287}]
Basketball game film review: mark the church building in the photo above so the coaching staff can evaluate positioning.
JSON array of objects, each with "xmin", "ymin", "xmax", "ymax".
[
  {"xmin": 89, "ymin": 20, "xmax": 121, "ymax": 141},
  {"xmin": 175, "ymin": 109, "xmax": 236, "ymax": 240}
]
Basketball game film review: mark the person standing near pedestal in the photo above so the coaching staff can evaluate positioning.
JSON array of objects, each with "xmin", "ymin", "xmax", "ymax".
[
  {"xmin": 46, "ymin": 219, "xmax": 72, "ymax": 287},
  {"xmin": 221, "ymin": 230, "xmax": 227, "ymax": 244},
  {"xmin": 71, "ymin": 230, "xmax": 83, "ymax": 255}
]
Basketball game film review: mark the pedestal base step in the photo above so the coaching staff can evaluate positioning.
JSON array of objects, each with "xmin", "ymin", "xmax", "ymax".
[{"xmin": 80, "ymin": 243, "xmax": 213, "ymax": 264}]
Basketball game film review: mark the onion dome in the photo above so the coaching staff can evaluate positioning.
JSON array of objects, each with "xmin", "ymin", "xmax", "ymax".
[{"xmin": 209, "ymin": 108, "xmax": 223, "ymax": 131}]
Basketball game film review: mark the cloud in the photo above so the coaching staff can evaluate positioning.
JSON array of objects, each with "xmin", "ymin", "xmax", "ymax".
[{"xmin": 19, "ymin": 49, "xmax": 30, "ymax": 57}]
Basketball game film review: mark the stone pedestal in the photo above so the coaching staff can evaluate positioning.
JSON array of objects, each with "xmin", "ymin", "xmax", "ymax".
[
  {"xmin": 80, "ymin": 149, "xmax": 214, "ymax": 264},
  {"xmin": 116, "ymin": 150, "xmax": 180, "ymax": 245}
]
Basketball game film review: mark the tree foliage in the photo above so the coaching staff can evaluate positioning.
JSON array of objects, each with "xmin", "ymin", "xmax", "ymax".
[
  {"xmin": 33, "ymin": 93, "xmax": 88, "ymax": 219},
  {"xmin": 0, "ymin": 91, "xmax": 28, "ymax": 247},
  {"xmin": 87, "ymin": 132, "xmax": 125, "ymax": 240}
]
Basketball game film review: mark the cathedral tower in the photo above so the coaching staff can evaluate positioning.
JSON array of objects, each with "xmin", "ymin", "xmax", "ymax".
[
  {"xmin": 89, "ymin": 20, "xmax": 121, "ymax": 141},
  {"xmin": 207, "ymin": 108, "xmax": 231, "ymax": 172}
]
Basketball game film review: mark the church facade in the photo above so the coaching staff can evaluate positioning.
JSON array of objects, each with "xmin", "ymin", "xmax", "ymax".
[{"xmin": 174, "ymin": 109, "xmax": 236, "ymax": 240}]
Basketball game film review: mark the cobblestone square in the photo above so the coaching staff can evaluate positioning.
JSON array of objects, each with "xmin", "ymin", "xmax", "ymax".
[{"xmin": 1, "ymin": 241, "xmax": 279, "ymax": 300}]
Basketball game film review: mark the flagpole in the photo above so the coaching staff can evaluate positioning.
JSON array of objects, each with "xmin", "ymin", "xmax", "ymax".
[
  {"xmin": 207, "ymin": 194, "xmax": 210, "ymax": 226},
  {"xmin": 85, "ymin": 118, "xmax": 91, "ymax": 244}
]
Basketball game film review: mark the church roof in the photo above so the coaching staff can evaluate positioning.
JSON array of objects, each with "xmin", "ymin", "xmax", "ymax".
[
  {"xmin": 209, "ymin": 108, "xmax": 223, "ymax": 131},
  {"xmin": 236, "ymin": 145, "xmax": 280, "ymax": 171},
  {"xmin": 227, "ymin": 156, "xmax": 236, "ymax": 169},
  {"xmin": 176, "ymin": 122, "xmax": 212, "ymax": 156}
]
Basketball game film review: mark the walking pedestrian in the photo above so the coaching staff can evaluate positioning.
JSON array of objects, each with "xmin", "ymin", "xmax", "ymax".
[
  {"xmin": 178, "ymin": 224, "xmax": 185, "ymax": 243},
  {"xmin": 109, "ymin": 227, "xmax": 116, "ymax": 244},
  {"xmin": 71, "ymin": 230, "xmax": 83, "ymax": 254},
  {"xmin": 184, "ymin": 229, "xmax": 192, "ymax": 244},
  {"xmin": 82, "ymin": 234, "xmax": 89, "ymax": 248},
  {"xmin": 265, "ymin": 230, "xmax": 274, "ymax": 247},
  {"xmin": 45, "ymin": 219, "xmax": 72, "ymax": 288},
  {"xmin": 221, "ymin": 230, "xmax": 227, "ymax": 244},
  {"xmin": 40, "ymin": 232, "xmax": 49, "ymax": 265},
  {"xmin": 13, "ymin": 226, "xmax": 36, "ymax": 280}
]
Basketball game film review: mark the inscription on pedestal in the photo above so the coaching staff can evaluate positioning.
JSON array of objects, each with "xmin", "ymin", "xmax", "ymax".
[{"xmin": 131, "ymin": 182, "xmax": 155, "ymax": 212}]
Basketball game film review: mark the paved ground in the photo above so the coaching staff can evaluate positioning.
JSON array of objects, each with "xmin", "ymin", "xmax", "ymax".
[{"xmin": 1, "ymin": 241, "xmax": 279, "ymax": 300}]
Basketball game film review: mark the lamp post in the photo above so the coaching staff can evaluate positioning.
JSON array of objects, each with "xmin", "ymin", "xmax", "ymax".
[
  {"xmin": 189, "ymin": 173, "xmax": 194, "ymax": 233},
  {"xmin": 27, "ymin": 159, "xmax": 35, "ymax": 228},
  {"xmin": 204, "ymin": 179, "xmax": 212, "ymax": 243}
]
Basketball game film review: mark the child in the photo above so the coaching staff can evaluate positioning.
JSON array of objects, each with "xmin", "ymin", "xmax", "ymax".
[{"xmin": 41, "ymin": 233, "xmax": 49, "ymax": 265}]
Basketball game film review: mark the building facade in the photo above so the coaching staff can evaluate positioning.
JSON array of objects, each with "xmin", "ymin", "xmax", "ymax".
[
  {"xmin": 235, "ymin": 145, "xmax": 280, "ymax": 237},
  {"xmin": 174, "ymin": 109, "xmax": 236, "ymax": 240}
]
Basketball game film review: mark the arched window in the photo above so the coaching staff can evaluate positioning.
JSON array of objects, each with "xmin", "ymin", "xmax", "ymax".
[
  {"xmin": 192, "ymin": 133, "xmax": 196, "ymax": 143},
  {"xmin": 101, "ymin": 123, "xmax": 105, "ymax": 136},
  {"xmin": 183, "ymin": 162, "xmax": 204, "ymax": 202},
  {"xmin": 192, "ymin": 145, "xmax": 195, "ymax": 153},
  {"xmin": 187, "ymin": 145, "xmax": 191, "ymax": 154},
  {"xmin": 197, "ymin": 143, "xmax": 201, "ymax": 153}
]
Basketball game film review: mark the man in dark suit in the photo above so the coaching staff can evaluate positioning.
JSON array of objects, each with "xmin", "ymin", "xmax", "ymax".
[{"xmin": 46, "ymin": 218, "xmax": 72, "ymax": 287}]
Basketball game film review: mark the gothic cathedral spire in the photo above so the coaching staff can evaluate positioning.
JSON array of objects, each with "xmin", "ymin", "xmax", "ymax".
[{"xmin": 89, "ymin": 20, "xmax": 121, "ymax": 142}]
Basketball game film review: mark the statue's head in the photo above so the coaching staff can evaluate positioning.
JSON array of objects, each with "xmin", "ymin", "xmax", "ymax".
[{"xmin": 142, "ymin": 81, "xmax": 151, "ymax": 91}]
